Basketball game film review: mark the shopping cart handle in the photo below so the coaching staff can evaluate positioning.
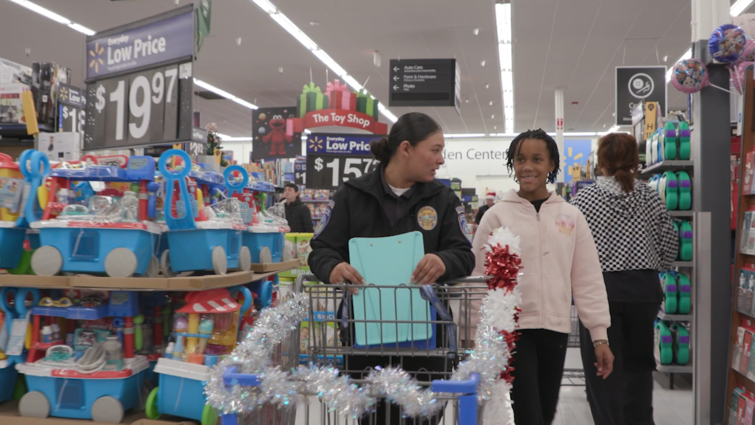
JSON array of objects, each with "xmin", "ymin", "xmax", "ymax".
[
  {"xmin": 431, "ymin": 373, "xmax": 480, "ymax": 394},
  {"xmin": 222, "ymin": 366, "xmax": 262, "ymax": 387}
]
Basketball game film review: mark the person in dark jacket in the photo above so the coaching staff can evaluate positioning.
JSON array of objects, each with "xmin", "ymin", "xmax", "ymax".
[
  {"xmin": 571, "ymin": 133, "xmax": 678, "ymax": 425},
  {"xmin": 309, "ymin": 112, "xmax": 474, "ymax": 425},
  {"xmin": 283, "ymin": 183, "xmax": 314, "ymax": 233},
  {"xmin": 475, "ymin": 191, "xmax": 496, "ymax": 224}
]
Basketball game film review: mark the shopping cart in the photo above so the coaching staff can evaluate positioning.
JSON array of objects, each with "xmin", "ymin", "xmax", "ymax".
[
  {"xmin": 562, "ymin": 303, "xmax": 586, "ymax": 386},
  {"xmin": 217, "ymin": 274, "xmax": 491, "ymax": 425}
]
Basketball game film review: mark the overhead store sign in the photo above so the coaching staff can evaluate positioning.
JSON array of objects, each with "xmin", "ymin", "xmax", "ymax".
[
  {"xmin": 85, "ymin": 9, "xmax": 194, "ymax": 80},
  {"xmin": 83, "ymin": 6, "xmax": 195, "ymax": 151},
  {"xmin": 615, "ymin": 66, "xmax": 666, "ymax": 126},
  {"xmin": 305, "ymin": 133, "xmax": 382, "ymax": 190},
  {"xmin": 388, "ymin": 59, "xmax": 460, "ymax": 112},
  {"xmin": 289, "ymin": 109, "xmax": 387, "ymax": 135}
]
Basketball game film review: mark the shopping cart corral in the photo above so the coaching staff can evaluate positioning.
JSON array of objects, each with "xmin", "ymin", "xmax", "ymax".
[{"xmin": 212, "ymin": 274, "xmax": 498, "ymax": 425}]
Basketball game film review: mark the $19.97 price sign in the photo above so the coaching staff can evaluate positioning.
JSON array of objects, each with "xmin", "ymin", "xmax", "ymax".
[{"xmin": 305, "ymin": 134, "xmax": 382, "ymax": 190}]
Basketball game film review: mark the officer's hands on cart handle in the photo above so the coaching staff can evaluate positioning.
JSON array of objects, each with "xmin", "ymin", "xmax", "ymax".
[
  {"xmin": 594, "ymin": 342, "xmax": 614, "ymax": 380},
  {"xmin": 410, "ymin": 254, "xmax": 446, "ymax": 286},
  {"xmin": 329, "ymin": 254, "xmax": 446, "ymax": 292}
]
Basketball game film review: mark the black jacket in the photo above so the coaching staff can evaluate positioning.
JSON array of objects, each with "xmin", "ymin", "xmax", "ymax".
[
  {"xmin": 285, "ymin": 198, "xmax": 314, "ymax": 233},
  {"xmin": 475, "ymin": 204, "xmax": 490, "ymax": 224},
  {"xmin": 309, "ymin": 169, "xmax": 475, "ymax": 285}
]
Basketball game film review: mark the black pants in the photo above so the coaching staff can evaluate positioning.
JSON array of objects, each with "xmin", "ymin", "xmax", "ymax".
[
  {"xmin": 579, "ymin": 301, "xmax": 660, "ymax": 425},
  {"xmin": 348, "ymin": 355, "xmax": 449, "ymax": 425},
  {"xmin": 510, "ymin": 329, "xmax": 569, "ymax": 425}
]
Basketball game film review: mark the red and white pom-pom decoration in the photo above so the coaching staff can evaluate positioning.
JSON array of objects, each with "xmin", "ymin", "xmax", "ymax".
[{"xmin": 482, "ymin": 227, "xmax": 523, "ymax": 425}]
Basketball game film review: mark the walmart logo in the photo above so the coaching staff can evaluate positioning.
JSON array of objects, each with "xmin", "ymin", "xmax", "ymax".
[
  {"xmin": 89, "ymin": 42, "xmax": 105, "ymax": 73},
  {"xmin": 309, "ymin": 137, "xmax": 323, "ymax": 152},
  {"xmin": 59, "ymin": 87, "xmax": 68, "ymax": 102}
]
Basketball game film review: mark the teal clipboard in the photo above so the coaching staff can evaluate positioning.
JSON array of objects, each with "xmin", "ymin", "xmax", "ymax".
[{"xmin": 348, "ymin": 231, "xmax": 431, "ymax": 346}]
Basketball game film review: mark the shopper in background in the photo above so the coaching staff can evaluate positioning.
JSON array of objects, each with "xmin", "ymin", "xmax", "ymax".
[
  {"xmin": 282, "ymin": 183, "xmax": 314, "ymax": 233},
  {"xmin": 475, "ymin": 191, "xmax": 496, "ymax": 224},
  {"xmin": 469, "ymin": 129, "xmax": 613, "ymax": 425},
  {"xmin": 571, "ymin": 133, "xmax": 678, "ymax": 425},
  {"xmin": 309, "ymin": 112, "xmax": 474, "ymax": 425}
]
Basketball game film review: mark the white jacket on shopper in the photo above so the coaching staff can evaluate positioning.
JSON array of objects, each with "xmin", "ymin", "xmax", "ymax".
[{"xmin": 464, "ymin": 190, "xmax": 610, "ymax": 341}]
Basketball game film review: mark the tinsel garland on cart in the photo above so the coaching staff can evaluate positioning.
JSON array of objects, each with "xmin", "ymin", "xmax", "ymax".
[{"xmin": 205, "ymin": 227, "xmax": 522, "ymax": 424}]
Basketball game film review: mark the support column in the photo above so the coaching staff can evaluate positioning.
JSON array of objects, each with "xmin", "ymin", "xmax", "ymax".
[
  {"xmin": 555, "ymin": 88, "xmax": 565, "ymax": 182},
  {"xmin": 690, "ymin": 0, "xmax": 731, "ymax": 423}
]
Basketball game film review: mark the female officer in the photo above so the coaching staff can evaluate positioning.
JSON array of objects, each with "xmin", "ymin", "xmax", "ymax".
[{"xmin": 309, "ymin": 112, "xmax": 474, "ymax": 424}]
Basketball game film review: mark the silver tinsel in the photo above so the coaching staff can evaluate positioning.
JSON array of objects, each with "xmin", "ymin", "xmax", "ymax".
[{"xmin": 206, "ymin": 273, "xmax": 516, "ymax": 419}]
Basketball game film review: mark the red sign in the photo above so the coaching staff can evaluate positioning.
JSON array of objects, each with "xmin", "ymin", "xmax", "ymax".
[
  {"xmin": 288, "ymin": 109, "xmax": 387, "ymax": 135},
  {"xmin": 556, "ymin": 118, "xmax": 564, "ymax": 130}
]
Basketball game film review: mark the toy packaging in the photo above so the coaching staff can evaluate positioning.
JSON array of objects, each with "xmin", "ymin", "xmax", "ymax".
[
  {"xmin": 37, "ymin": 132, "xmax": 81, "ymax": 162},
  {"xmin": 0, "ymin": 83, "xmax": 30, "ymax": 124}
]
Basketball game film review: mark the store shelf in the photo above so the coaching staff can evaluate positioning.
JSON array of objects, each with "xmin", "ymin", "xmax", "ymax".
[
  {"xmin": 656, "ymin": 363, "xmax": 693, "ymax": 374},
  {"xmin": 0, "ymin": 269, "xmax": 294, "ymax": 291},
  {"xmin": 657, "ymin": 311, "xmax": 692, "ymax": 321},
  {"xmin": 669, "ymin": 211, "xmax": 694, "ymax": 217},
  {"xmin": 639, "ymin": 160, "xmax": 694, "ymax": 178},
  {"xmin": 673, "ymin": 261, "xmax": 694, "ymax": 268},
  {"xmin": 0, "ymin": 400, "xmax": 193, "ymax": 425},
  {"xmin": 302, "ymin": 199, "xmax": 330, "ymax": 203}
]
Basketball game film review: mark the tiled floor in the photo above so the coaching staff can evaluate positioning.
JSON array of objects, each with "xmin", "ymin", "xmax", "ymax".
[{"xmin": 554, "ymin": 348, "xmax": 694, "ymax": 425}]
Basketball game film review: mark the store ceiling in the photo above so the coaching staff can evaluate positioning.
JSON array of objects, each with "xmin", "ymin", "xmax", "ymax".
[{"xmin": 0, "ymin": 0, "xmax": 751, "ymax": 137}]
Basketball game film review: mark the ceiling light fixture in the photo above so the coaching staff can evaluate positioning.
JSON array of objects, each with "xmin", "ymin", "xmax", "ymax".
[
  {"xmin": 249, "ymin": 0, "xmax": 397, "ymax": 123},
  {"xmin": 495, "ymin": 1, "xmax": 514, "ymax": 134},
  {"xmin": 445, "ymin": 133, "xmax": 488, "ymax": 139},
  {"xmin": 8, "ymin": 0, "xmax": 95, "ymax": 34},
  {"xmin": 194, "ymin": 79, "xmax": 259, "ymax": 110},
  {"xmin": 7, "ymin": 0, "xmax": 261, "ymax": 115},
  {"xmin": 666, "ymin": 0, "xmax": 754, "ymax": 83}
]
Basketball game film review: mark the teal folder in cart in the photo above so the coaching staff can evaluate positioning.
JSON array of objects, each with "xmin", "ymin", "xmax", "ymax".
[{"xmin": 349, "ymin": 231, "xmax": 432, "ymax": 347}]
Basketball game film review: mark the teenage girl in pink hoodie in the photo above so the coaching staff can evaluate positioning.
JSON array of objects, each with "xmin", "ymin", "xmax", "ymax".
[{"xmin": 471, "ymin": 129, "xmax": 614, "ymax": 425}]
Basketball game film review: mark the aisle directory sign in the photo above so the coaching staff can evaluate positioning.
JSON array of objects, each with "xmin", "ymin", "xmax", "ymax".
[
  {"xmin": 83, "ymin": 6, "xmax": 195, "ymax": 151},
  {"xmin": 388, "ymin": 59, "xmax": 460, "ymax": 112},
  {"xmin": 615, "ymin": 66, "xmax": 666, "ymax": 126},
  {"xmin": 305, "ymin": 134, "xmax": 382, "ymax": 190}
]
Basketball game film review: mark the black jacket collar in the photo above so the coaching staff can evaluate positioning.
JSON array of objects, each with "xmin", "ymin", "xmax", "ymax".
[
  {"xmin": 346, "ymin": 166, "xmax": 445, "ymax": 205},
  {"xmin": 287, "ymin": 197, "xmax": 303, "ymax": 208}
]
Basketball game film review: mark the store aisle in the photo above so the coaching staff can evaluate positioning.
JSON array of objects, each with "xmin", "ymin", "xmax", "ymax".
[{"xmin": 554, "ymin": 349, "xmax": 694, "ymax": 425}]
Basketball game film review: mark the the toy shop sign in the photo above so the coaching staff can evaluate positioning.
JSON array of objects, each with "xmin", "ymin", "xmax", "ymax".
[
  {"xmin": 291, "ymin": 109, "xmax": 388, "ymax": 135},
  {"xmin": 85, "ymin": 8, "xmax": 194, "ymax": 80}
]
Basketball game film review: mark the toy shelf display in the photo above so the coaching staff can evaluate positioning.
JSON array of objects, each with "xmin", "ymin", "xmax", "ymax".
[
  {"xmin": 638, "ymin": 112, "xmax": 696, "ymax": 389},
  {"xmin": 0, "ymin": 272, "xmax": 289, "ymax": 425}
]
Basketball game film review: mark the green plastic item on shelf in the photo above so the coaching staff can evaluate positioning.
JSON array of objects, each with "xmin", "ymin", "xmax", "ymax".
[
  {"xmin": 663, "ymin": 122, "xmax": 678, "ymax": 161},
  {"xmin": 662, "ymin": 272, "xmax": 678, "ymax": 314},
  {"xmin": 7, "ymin": 249, "xmax": 34, "ymax": 275},
  {"xmin": 671, "ymin": 323, "xmax": 690, "ymax": 365},
  {"xmin": 678, "ymin": 121, "xmax": 691, "ymax": 160},
  {"xmin": 677, "ymin": 171, "xmax": 692, "ymax": 211},
  {"xmin": 11, "ymin": 373, "xmax": 26, "ymax": 400},
  {"xmin": 655, "ymin": 320, "xmax": 674, "ymax": 365},
  {"xmin": 662, "ymin": 171, "xmax": 679, "ymax": 210},
  {"xmin": 680, "ymin": 221, "xmax": 693, "ymax": 261},
  {"xmin": 677, "ymin": 273, "xmax": 691, "ymax": 314}
]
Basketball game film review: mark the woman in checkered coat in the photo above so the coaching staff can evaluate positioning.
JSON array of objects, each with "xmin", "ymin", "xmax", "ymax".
[{"xmin": 571, "ymin": 133, "xmax": 678, "ymax": 425}]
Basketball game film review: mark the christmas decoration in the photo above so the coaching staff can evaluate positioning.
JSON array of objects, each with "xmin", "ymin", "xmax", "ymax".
[{"xmin": 205, "ymin": 227, "xmax": 521, "ymax": 425}]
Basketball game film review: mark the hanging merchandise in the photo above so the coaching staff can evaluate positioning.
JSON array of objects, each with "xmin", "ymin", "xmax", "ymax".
[
  {"xmin": 709, "ymin": 24, "xmax": 748, "ymax": 63},
  {"xmin": 671, "ymin": 58, "xmax": 712, "ymax": 94},
  {"xmin": 731, "ymin": 39, "xmax": 755, "ymax": 94}
]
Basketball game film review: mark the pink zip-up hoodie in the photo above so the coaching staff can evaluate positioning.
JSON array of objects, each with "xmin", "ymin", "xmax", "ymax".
[{"xmin": 466, "ymin": 189, "xmax": 610, "ymax": 342}]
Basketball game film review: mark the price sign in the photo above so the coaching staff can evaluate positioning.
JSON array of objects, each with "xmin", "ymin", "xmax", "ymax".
[
  {"xmin": 58, "ymin": 83, "xmax": 86, "ymax": 134},
  {"xmin": 294, "ymin": 161, "xmax": 306, "ymax": 185},
  {"xmin": 305, "ymin": 134, "xmax": 382, "ymax": 190},
  {"xmin": 83, "ymin": 7, "xmax": 195, "ymax": 151}
]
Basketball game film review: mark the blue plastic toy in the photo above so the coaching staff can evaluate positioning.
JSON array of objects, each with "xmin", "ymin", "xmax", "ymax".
[
  {"xmin": 0, "ymin": 287, "xmax": 40, "ymax": 365},
  {"xmin": 158, "ymin": 150, "xmax": 247, "ymax": 276}
]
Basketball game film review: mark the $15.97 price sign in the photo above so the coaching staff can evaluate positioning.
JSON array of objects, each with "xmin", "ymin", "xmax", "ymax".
[
  {"xmin": 305, "ymin": 134, "xmax": 382, "ymax": 190},
  {"xmin": 85, "ymin": 63, "xmax": 192, "ymax": 150}
]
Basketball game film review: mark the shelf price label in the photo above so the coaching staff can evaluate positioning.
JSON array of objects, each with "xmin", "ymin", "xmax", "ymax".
[
  {"xmin": 305, "ymin": 134, "xmax": 382, "ymax": 190},
  {"xmin": 84, "ymin": 63, "xmax": 193, "ymax": 150},
  {"xmin": 294, "ymin": 161, "xmax": 306, "ymax": 185},
  {"xmin": 57, "ymin": 83, "xmax": 86, "ymax": 134}
]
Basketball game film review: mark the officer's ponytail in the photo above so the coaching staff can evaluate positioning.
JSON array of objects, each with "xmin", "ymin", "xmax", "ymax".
[{"xmin": 369, "ymin": 112, "xmax": 441, "ymax": 165}]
